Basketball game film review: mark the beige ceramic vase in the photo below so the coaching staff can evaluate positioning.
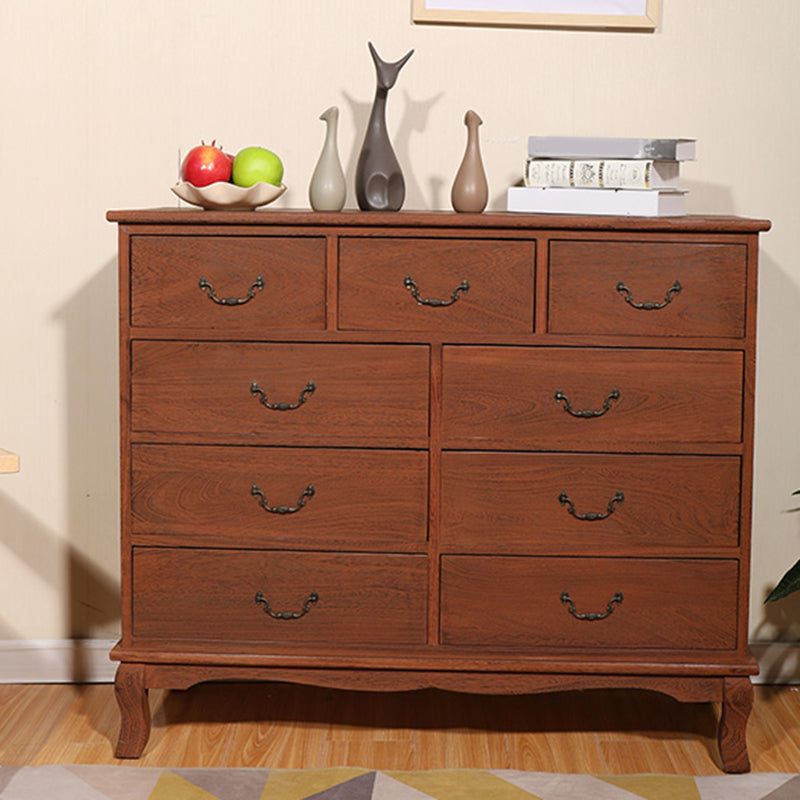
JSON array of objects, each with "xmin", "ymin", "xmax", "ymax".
[
  {"xmin": 451, "ymin": 109, "xmax": 488, "ymax": 213},
  {"xmin": 309, "ymin": 106, "xmax": 347, "ymax": 212}
]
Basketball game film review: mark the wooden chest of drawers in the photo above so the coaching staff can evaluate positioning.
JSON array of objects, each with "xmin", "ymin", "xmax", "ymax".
[{"xmin": 107, "ymin": 208, "xmax": 769, "ymax": 771}]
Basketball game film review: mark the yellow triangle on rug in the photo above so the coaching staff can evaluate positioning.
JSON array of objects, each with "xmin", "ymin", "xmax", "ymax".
[
  {"xmin": 386, "ymin": 768, "xmax": 535, "ymax": 799},
  {"xmin": 259, "ymin": 766, "xmax": 371, "ymax": 800},
  {"xmin": 149, "ymin": 771, "xmax": 219, "ymax": 800}
]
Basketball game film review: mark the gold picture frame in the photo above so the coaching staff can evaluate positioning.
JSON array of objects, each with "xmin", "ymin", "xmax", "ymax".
[{"xmin": 411, "ymin": 0, "xmax": 660, "ymax": 30}]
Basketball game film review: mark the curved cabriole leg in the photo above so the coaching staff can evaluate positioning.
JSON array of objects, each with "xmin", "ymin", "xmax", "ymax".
[
  {"xmin": 718, "ymin": 676, "xmax": 753, "ymax": 773},
  {"xmin": 114, "ymin": 663, "xmax": 151, "ymax": 758}
]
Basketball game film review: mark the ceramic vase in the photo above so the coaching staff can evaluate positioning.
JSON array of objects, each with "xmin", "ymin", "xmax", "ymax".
[
  {"xmin": 451, "ymin": 110, "xmax": 489, "ymax": 213},
  {"xmin": 309, "ymin": 106, "xmax": 346, "ymax": 212},
  {"xmin": 355, "ymin": 42, "xmax": 414, "ymax": 212}
]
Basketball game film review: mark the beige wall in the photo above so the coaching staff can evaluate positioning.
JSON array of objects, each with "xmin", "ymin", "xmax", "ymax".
[{"xmin": 1, "ymin": 1, "xmax": 799, "ymax": 650}]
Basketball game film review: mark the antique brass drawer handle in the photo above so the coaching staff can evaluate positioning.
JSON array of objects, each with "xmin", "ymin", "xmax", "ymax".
[
  {"xmin": 254, "ymin": 589, "xmax": 319, "ymax": 620},
  {"xmin": 251, "ymin": 483, "xmax": 315, "ymax": 515},
  {"xmin": 560, "ymin": 590, "xmax": 623, "ymax": 621},
  {"xmin": 559, "ymin": 490, "xmax": 624, "ymax": 521},
  {"xmin": 198, "ymin": 275, "xmax": 265, "ymax": 305},
  {"xmin": 250, "ymin": 380, "xmax": 316, "ymax": 411},
  {"xmin": 404, "ymin": 275, "xmax": 470, "ymax": 307},
  {"xmin": 616, "ymin": 279, "xmax": 682, "ymax": 310},
  {"xmin": 554, "ymin": 387, "xmax": 620, "ymax": 418}
]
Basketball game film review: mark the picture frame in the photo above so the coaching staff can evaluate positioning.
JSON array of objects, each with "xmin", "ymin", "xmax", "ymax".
[{"xmin": 411, "ymin": 0, "xmax": 660, "ymax": 30}]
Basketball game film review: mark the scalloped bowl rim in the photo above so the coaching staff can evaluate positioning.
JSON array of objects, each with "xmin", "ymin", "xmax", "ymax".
[{"xmin": 171, "ymin": 180, "xmax": 287, "ymax": 210}]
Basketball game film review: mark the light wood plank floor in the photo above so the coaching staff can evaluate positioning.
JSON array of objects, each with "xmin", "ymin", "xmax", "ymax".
[{"xmin": 1, "ymin": 682, "xmax": 799, "ymax": 773}]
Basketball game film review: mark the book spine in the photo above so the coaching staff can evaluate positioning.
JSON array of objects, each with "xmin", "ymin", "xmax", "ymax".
[
  {"xmin": 524, "ymin": 159, "xmax": 574, "ymax": 187},
  {"xmin": 525, "ymin": 159, "xmax": 669, "ymax": 190}
]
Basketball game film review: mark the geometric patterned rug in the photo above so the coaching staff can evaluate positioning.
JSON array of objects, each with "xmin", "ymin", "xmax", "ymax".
[{"xmin": 2, "ymin": 767, "xmax": 800, "ymax": 799}]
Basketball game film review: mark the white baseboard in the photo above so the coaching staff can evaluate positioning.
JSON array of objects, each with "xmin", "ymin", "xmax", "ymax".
[
  {"xmin": 0, "ymin": 639, "xmax": 118, "ymax": 683},
  {"xmin": 0, "ymin": 638, "xmax": 797, "ymax": 685}
]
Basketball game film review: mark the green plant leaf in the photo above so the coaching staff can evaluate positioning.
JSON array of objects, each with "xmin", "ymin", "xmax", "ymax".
[{"xmin": 766, "ymin": 558, "xmax": 800, "ymax": 602}]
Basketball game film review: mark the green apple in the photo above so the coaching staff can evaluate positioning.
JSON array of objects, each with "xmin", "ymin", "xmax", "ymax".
[{"xmin": 232, "ymin": 147, "xmax": 284, "ymax": 187}]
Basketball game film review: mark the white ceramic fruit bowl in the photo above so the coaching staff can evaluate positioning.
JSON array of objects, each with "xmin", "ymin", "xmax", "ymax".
[{"xmin": 171, "ymin": 180, "xmax": 286, "ymax": 211}]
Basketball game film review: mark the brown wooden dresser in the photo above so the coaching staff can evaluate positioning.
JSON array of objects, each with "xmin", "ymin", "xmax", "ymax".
[{"xmin": 107, "ymin": 208, "xmax": 770, "ymax": 771}]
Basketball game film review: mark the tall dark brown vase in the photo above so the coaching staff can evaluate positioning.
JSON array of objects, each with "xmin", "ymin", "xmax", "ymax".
[{"xmin": 355, "ymin": 42, "xmax": 414, "ymax": 212}]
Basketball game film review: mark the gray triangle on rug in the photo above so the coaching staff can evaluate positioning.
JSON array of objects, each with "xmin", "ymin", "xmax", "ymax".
[
  {"xmin": 172, "ymin": 767, "xmax": 274, "ymax": 800},
  {"xmin": 304, "ymin": 770, "xmax": 378, "ymax": 800}
]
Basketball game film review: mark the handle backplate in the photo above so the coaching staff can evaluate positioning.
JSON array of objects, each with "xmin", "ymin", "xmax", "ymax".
[
  {"xmin": 560, "ymin": 590, "xmax": 623, "ymax": 621},
  {"xmin": 559, "ymin": 490, "xmax": 625, "ymax": 521},
  {"xmin": 251, "ymin": 483, "xmax": 315, "ymax": 515},
  {"xmin": 254, "ymin": 589, "xmax": 319, "ymax": 620},
  {"xmin": 616, "ymin": 279, "xmax": 682, "ymax": 311},
  {"xmin": 554, "ymin": 387, "xmax": 620, "ymax": 418},
  {"xmin": 250, "ymin": 380, "xmax": 316, "ymax": 411},
  {"xmin": 404, "ymin": 275, "xmax": 470, "ymax": 307},
  {"xmin": 199, "ymin": 275, "xmax": 265, "ymax": 306}
]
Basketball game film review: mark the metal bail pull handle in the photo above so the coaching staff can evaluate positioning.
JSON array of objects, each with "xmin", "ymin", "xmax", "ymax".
[
  {"xmin": 554, "ymin": 387, "xmax": 620, "ymax": 418},
  {"xmin": 404, "ymin": 275, "xmax": 470, "ymax": 307},
  {"xmin": 616, "ymin": 279, "xmax": 682, "ymax": 310},
  {"xmin": 251, "ymin": 483, "xmax": 315, "ymax": 515},
  {"xmin": 199, "ymin": 275, "xmax": 265, "ymax": 305},
  {"xmin": 250, "ymin": 380, "xmax": 316, "ymax": 411},
  {"xmin": 560, "ymin": 590, "xmax": 623, "ymax": 621},
  {"xmin": 254, "ymin": 589, "xmax": 319, "ymax": 620},
  {"xmin": 559, "ymin": 490, "xmax": 625, "ymax": 521}
]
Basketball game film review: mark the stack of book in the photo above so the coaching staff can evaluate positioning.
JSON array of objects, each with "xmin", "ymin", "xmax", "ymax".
[{"xmin": 506, "ymin": 136, "xmax": 696, "ymax": 217}]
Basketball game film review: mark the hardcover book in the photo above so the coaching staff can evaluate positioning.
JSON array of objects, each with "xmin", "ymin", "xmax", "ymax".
[
  {"xmin": 507, "ymin": 186, "xmax": 686, "ymax": 217},
  {"xmin": 527, "ymin": 136, "xmax": 696, "ymax": 161},
  {"xmin": 524, "ymin": 158, "xmax": 680, "ymax": 190}
]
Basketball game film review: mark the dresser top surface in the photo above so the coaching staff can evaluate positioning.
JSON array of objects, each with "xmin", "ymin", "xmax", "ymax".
[{"xmin": 106, "ymin": 208, "xmax": 771, "ymax": 233}]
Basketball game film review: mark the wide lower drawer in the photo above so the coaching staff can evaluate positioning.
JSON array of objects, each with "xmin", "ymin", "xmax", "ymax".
[
  {"xmin": 130, "ymin": 236, "xmax": 327, "ymax": 329},
  {"xmin": 440, "ymin": 556, "xmax": 739, "ymax": 650},
  {"xmin": 338, "ymin": 238, "xmax": 535, "ymax": 332},
  {"xmin": 132, "ymin": 548, "xmax": 428, "ymax": 645},
  {"xmin": 548, "ymin": 240, "xmax": 747, "ymax": 338},
  {"xmin": 441, "ymin": 453, "xmax": 740, "ymax": 554},
  {"xmin": 131, "ymin": 444, "xmax": 428, "ymax": 549},
  {"xmin": 130, "ymin": 342, "xmax": 429, "ymax": 446},
  {"xmin": 441, "ymin": 346, "xmax": 743, "ymax": 450}
]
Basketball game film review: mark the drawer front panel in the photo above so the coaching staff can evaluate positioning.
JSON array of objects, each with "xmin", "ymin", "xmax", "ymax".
[
  {"xmin": 441, "ymin": 453, "xmax": 740, "ymax": 554},
  {"xmin": 132, "ymin": 444, "xmax": 429, "ymax": 549},
  {"xmin": 338, "ymin": 238, "xmax": 535, "ymax": 332},
  {"xmin": 133, "ymin": 548, "xmax": 428, "ymax": 645},
  {"xmin": 548, "ymin": 241, "xmax": 747, "ymax": 338},
  {"xmin": 440, "ymin": 556, "xmax": 738, "ymax": 650},
  {"xmin": 131, "ymin": 342, "xmax": 429, "ymax": 446},
  {"xmin": 130, "ymin": 236, "xmax": 326, "ymax": 329},
  {"xmin": 441, "ymin": 346, "xmax": 743, "ymax": 450}
]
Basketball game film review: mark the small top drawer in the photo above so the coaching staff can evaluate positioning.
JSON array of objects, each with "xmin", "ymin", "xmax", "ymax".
[
  {"xmin": 338, "ymin": 238, "xmax": 535, "ymax": 332},
  {"xmin": 548, "ymin": 240, "xmax": 747, "ymax": 338},
  {"xmin": 130, "ymin": 236, "xmax": 326, "ymax": 329}
]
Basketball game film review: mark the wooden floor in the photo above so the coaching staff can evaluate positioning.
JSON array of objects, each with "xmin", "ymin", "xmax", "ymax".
[{"xmin": 1, "ymin": 682, "xmax": 799, "ymax": 773}]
